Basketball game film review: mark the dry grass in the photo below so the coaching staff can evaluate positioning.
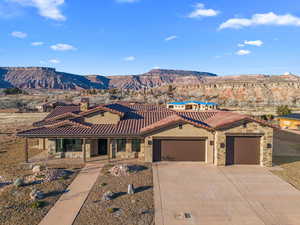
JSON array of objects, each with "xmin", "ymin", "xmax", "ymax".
[{"xmin": 272, "ymin": 156, "xmax": 300, "ymax": 190}]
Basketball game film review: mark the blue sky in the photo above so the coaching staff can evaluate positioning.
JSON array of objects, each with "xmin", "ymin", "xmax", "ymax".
[{"xmin": 0, "ymin": 0, "xmax": 300, "ymax": 76}]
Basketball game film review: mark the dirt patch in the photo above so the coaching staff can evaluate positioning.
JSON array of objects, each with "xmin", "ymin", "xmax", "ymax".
[
  {"xmin": 272, "ymin": 156, "xmax": 300, "ymax": 190},
  {"xmin": 73, "ymin": 162, "xmax": 154, "ymax": 225}
]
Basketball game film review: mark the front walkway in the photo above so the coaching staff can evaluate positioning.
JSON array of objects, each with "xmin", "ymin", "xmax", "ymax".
[
  {"xmin": 153, "ymin": 162, "xmax": 300, "ymax": 225},
  {"xmin": 39, "ymin": 162, "xmax": 105, "ymax": 225}
]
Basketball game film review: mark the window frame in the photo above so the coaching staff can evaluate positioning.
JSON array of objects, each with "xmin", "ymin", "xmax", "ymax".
[
  {"xmin": 116, "ymin": 139, "xmax": 126, "ymax": 152},
  {"xmin": 131, "ymin": 139, "xmax": 141, "ymax": 152}
]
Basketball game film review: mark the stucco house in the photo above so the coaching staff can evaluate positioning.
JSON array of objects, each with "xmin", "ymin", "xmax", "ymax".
[
  {"xmin": 277, "ymin": 114, "xmax": 300, "ymax": 130},
  {"xmin": 17, "ymin": 101, "xmax": 275, "ymax": 167},
  {"xmin": 167, "ymin": 101, "xmax": 218, "ymax": 111}
]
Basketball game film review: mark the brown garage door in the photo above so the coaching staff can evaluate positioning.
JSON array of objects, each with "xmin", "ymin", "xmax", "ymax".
[
  {"xmin": 226, "ymin": 136, "xmax": 260, "ymax": 165},
  {"xmin": 153, "ymin": 139, "xmax": 206, "ymax": 162}
]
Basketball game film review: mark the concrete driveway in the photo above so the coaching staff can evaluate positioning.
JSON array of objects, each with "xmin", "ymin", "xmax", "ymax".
[{"xmin": 153, "ymin": 163, "xmax": 300, "ymax": 225}]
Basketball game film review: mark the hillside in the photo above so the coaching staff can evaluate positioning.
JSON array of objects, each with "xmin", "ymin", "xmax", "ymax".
[
  {"xmin": 0, "ymin": 67, "xmax": 216, "ymax": 90},
  {"xmin": 1, "ymin": 67, "xmax": 300, "ymax": 107}
]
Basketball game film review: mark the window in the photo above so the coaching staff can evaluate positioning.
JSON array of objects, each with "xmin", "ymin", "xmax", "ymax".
[
  {"xmin": 56, "ymin": 139, "xmax": 82, "ymax": 152},
  {"xmin": 116, "ymin": 139, "xmax": 126, "ymax": 152},
  {"xmin": 132, "ymin": 139, "xmax": 141, "ymax": 152}
]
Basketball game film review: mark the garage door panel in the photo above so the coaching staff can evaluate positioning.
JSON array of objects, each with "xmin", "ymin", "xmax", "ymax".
[
  {"xmin": 234, "ymin": 137, "xmax": 260, "ymax": 164},
  {"xmin": 226, "ymin": 136, "xmax": 260, "ymax": 165},
  {"xmin": 160, "ymin": 139, "xmax": 205, "ymax": 161}
]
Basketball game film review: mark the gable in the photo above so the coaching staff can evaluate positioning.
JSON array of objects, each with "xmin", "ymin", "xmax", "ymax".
[
  {"xmin": 147, "ymin": 123, "xmax": 213, "ymax": 137},
  {"xmin": 84, "ymin": 111, "xmax": 120, "ymax": 124}
]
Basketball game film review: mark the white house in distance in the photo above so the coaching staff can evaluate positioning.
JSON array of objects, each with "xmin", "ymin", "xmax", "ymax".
[{"xmin": 167, "ymin": 101, "xmax": 218, "ymax": 111}]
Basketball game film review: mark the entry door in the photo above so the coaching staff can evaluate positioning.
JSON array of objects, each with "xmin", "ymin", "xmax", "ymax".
[{"xmin": 98, "ymin": 139, "xmax": 108, "ymax": 155}]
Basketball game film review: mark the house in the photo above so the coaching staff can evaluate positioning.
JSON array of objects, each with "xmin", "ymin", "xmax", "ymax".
[
  {"xmin": 17, "ymin": 101, "xmax": 275, "ymax": 167},
  {"xmin": 167, "ymin": 101, "xmax": 218, "ymax": 111},
  {"xmin": 277, "ymin": 114, "xmax": 300, "ymax": 130},
  {"xmin": 36, "ymin": 101, "xmax": 77, "ymax": 112}
]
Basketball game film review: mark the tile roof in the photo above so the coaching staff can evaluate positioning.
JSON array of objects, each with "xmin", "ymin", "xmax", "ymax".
[
  {"xmin": 168, "ymin": 101, "xmax": 218, "ymax": 106},
  {"xmin": 18, "ymin": 103, "xmax": 275, "ymax": 138},
  {"xmin": 277, "ymin": 114, "xmax": 300, "ymax": 121}
]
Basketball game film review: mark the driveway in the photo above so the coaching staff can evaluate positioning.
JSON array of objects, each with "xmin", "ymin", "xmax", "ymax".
[{"xmin": 153, "ymin": 163, "xmax": 300, "ymax": 225}]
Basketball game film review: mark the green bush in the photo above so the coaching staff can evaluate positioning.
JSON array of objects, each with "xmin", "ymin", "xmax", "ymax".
[
  {"xmin": 276, "ymin": 105, "xmax": 292, "ymax": 116},
  {"xmin": 107, "ymin": 207, "xmax": 117, "ymax": 213},
  {"xmin": 30, "ymin": 200, "xmax": 46, "ymax": 209},
  {"xmin": 100, "ymin": 182, "xmax": 107, "ymax": 187},
  {"xmin": 3, "ymin": 88, "xmax": 26, "ymax": 95}
]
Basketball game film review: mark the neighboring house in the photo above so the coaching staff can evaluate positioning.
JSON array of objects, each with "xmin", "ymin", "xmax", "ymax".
[
  {"xmin": 18, "ymin": 101, "xmax": 275, "ymax": 167},
  {"xmin": 36, "ymin": 101, "xmax": 76, "ymax": 112},
  {"xmin": 167, "ymin": 101, "xmax": 218, "ymax": 111},
  {"xmin": 277, "ymin": 114, "xmax": 300, "ymax": 130}
]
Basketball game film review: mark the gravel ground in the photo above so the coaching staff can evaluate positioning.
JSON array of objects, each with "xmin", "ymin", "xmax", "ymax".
[
  {"xmin": 0, "ymin": 113, "xmax": 83, "ymax": 225},
  {"xmin": 73, "ymin": 162, "xmax": 154, "ymax": 225},
  {"xmin": 0, "ymin": 166, "xmax": 80, "ymax": 225}
]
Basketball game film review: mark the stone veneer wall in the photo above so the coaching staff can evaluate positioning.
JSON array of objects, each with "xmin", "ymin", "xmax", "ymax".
[{"xmin": 214, "ymin": 121, "xmax": 273, "ymax": 167}]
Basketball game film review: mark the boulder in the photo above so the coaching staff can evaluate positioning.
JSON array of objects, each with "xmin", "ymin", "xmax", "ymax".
[
  {"xmin": 127, "ymin": 184, "xmax": 135, "ymax": 195},
  {"xmin": 102, "ymin": 191, "xmax": 114, "ymax": 201},
  {"xmin": 30, "ymin": 189, "xmax": 44, "ymax": 200},
  {"xmin": 32, "ymin": 165, "xmax": 41, "ymax": 173},
  {"xmin": 13, "ymin": 178, "xmax": 24, "ymax": 187}
]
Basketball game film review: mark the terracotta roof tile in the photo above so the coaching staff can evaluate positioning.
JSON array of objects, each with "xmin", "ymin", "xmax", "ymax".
[{"xmin": 18, "ymin": 103, "xmax": 276, "ymax": 138}]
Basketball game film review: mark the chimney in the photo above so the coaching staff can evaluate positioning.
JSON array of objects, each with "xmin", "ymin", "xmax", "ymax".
[{"xmin": 80, "ymin": 98, "xmax": 89, "ymax": 112}]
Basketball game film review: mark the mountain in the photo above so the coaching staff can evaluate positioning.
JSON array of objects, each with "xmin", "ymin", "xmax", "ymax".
[
  {"xmin": 0, "ymin": 67, "xmax": 217, "ymax": 90},
  {"xmin": 1, "ymin": 66, "xmax": 300, "ymax": 107}
]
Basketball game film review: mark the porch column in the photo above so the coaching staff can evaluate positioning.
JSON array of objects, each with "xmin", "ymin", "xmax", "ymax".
[
  {"xmin": 83, "ymin": 139, "xmax": 86, "ymax": 163},
  {"xmin": 107, "ymin": 138, "xmax": 111, "ymax": 162},
  {"xmin": 126, "ymin": 139, "xmax": 132, "ymax": 153},
  {"xmin": 24, "ymin": 138, "xmax": 28, "ymax": 163},
  {"xmin": 43, "ymin": 138, "xmax": 46, "ymax": 150}
]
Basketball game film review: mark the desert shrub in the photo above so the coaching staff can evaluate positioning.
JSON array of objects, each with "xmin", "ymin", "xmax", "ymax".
[
  {"xmin": 4, "ymin": 88, "xmax": 26, "ymax": 95},
  {"xmin": 100, "ymin": 182, "xmax": 107, "ymax": 187},
  {"xmin": 107, "ymin": 207, "xmax": 117, "ymax": 213},
  {"xmin": 276, "ymin": 105, "xmax": 291, "ymax": 116},
  {"xmin": 30, "ymin": 200, "xmax": 46, "ymax": 209}
]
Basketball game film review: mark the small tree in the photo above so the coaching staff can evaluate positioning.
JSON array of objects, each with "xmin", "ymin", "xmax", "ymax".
[{"xmin": 276, "ymin": 105, "xmax": 291, "ymax": 116}]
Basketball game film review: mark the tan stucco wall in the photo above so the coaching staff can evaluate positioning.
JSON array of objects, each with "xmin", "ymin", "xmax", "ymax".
[
  {"xmin": 278, "ymin": 118, "xmax": 300, "ymax": 130},
  {"xmin": 85, "ymin": 111, "xmax": 120, "ymax": 124},
  {"xmin": 214, "ymin": 121, "xmax": 273, "ymax": 167},
  {"xmin": 143, "ymin": 123, "xmax": 215, "ymax": 164}
]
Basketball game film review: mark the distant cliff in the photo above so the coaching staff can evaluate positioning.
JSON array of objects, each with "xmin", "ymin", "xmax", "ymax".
[
  {"xmin": 0, "ymin": 67, "xmax": 216, "ymax": 90},
  {"xmin": 1, "ymin": 66, "xmax": 300, "ymax": 107}
]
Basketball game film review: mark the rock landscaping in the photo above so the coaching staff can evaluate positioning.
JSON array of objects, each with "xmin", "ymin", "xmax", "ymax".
[
  {"xmin": 73, "ymin": 162, "xmax": 154, "ymax": 225},
  {"xmin": 0, "ymin": 136, "xmax": 83, "ymax": 225}
]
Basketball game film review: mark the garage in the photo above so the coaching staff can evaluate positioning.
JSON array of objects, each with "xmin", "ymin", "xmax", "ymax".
[
  {"xmin": 153, "ymin": 139, "xmax": 206, "ymax": 162},
  {"xmin": 226, "ymin": 136, "xmax": 260, "ymax": 165}
]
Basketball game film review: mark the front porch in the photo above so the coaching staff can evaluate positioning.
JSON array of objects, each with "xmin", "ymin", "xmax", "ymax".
[{"xmin": 24, "ymin": 138, "xmax": 146, "ymax": 163}]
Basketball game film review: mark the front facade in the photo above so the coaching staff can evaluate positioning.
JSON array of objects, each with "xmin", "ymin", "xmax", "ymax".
[
  {"xmin": 167, "ymin": 101, "xmax": 218, "ymax": 111},
  {"xmin": 18, "ymin": 102, "xmax": 275, "ymax": 167},
  {"xmin": 277, "ymin": 114, "xmax": 300, "ymax": 130}
]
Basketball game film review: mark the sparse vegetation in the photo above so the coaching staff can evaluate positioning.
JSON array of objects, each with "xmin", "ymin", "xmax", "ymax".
[
  {"xmin": 3, "ymin": 88, "xmax": 26, "ymax": 95},
  {"xmin": 30, "ymin": 200, "xmax": 46, "ymax": 209},
  {"xmin": 276, "ymin": 105, "xmax": 292, "ymax": 116}
]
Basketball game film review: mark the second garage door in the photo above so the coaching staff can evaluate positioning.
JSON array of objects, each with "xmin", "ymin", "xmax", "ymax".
[
  {"xmin": 226, "ymin": 136, "xmax": 260, "ymax": 165},
  {"xmin": 153, "ymin": 139, "xmax": 206, "ymax": 161}
]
